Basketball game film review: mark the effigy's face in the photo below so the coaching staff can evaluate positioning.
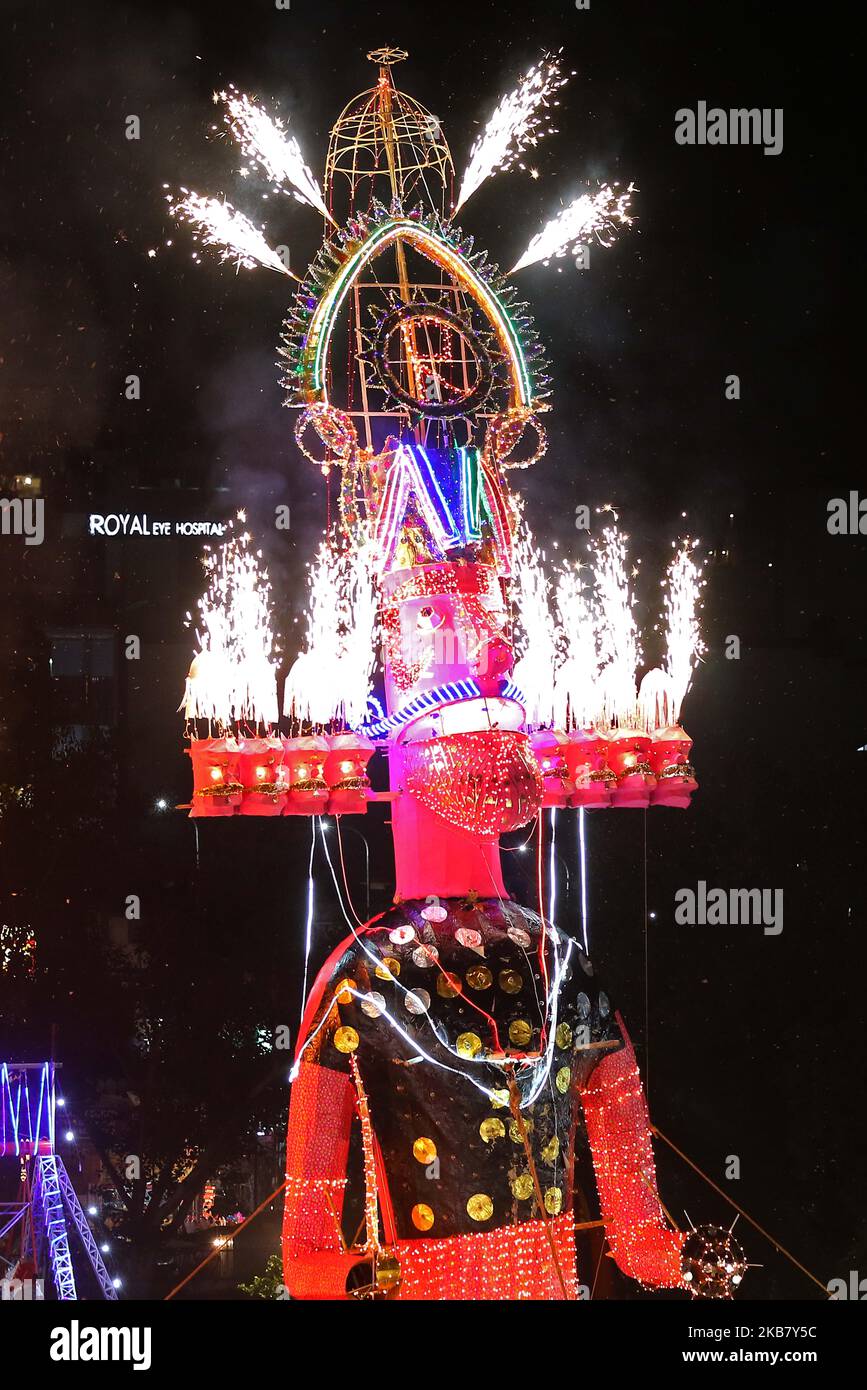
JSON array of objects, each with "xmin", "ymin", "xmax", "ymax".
[
  {"xmin": 382, "ymin": 559, "xmax": 544, "ymax": 837},
  {"xmin": 381, "ymin": 561, "xmax": 513, "ymax": 706}
]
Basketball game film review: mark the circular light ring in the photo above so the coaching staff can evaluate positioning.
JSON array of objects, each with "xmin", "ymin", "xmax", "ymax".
[
  {"xmin": 372, "ymin": 302, "xmax": 495, "ymax": 420},
  {"xmin": 485, "ymin": 407, "xmax": 548, "ymax": 470},
  {"xmin": 294, "ymin": 402, "xmax": 359, "ymax": 473}
]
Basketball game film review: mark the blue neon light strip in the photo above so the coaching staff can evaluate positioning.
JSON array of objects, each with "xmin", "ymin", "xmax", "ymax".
[
  {"xmin": 1, "ymin": 1062, "xmax": 54, "ymax": 1155},
  {"xmin": 1, "ymin": 1063, "xmax": 19, "ymax": 1154},
  {"xmin": 460, "ymin": 447, "xmax": 484, "ymax": 544},
  {"xmin": 414, "ymin": 445, "xmax": 461, "ymax": 549},
  {"xmin": 358, "ymin": 678, "xmax": 526, "ymax": 739},
  {"xmin": 36, "ymin": 1155, "xmax": 77, "ymax": 1300}
]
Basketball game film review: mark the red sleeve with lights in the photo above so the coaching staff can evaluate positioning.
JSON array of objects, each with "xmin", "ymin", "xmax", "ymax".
[
  {"xmin": 581, "ymin": 1022, "xmax": 685, "ymax": 1289},
  {"xmin": 281, "ymin": 1059, "xmax": 360, "ymax": 1299}
]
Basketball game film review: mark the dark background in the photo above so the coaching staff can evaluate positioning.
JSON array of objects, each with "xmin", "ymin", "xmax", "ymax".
[{"xmin": 0, "ymin": 0, "xmax": 863, "ymax": 1299}]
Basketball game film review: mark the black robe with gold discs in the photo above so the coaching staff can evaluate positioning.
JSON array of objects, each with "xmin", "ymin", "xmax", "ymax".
[{"xmin": 302, "ymin": 895, "xmax": 623, "ymax": 1241}]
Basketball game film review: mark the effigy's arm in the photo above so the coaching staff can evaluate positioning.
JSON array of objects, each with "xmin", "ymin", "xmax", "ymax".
[
  {"xmin": 580, "ymin": 1019, "xmax": 686, "ymax": 1290},
  {"xmin": 281, "ymin": 1055, "xmax": 360, "ymax": 1299}
]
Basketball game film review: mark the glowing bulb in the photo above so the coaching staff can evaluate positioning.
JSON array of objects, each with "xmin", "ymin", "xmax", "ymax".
[
  {"xmin": 339, "ymin": 760, "xmax": 355, "ymax": 774},
  {"xmin": 210, "ymin": 767, "xmax": 223, "ymax": 782},
  {"xmin": 64, "ymin": 1131, "xmax": 74, "ymax": 1142},
  {"xmin": 296, "ymin": 765, "xmax": 308, "ymax": 779},
  {"xmin": 87, "ymin": 1205, "xmax": 98, "ymax": 1217},
  {"xmin": 255, "ymin": 765, "xmax": 267, "ymax": 780}
]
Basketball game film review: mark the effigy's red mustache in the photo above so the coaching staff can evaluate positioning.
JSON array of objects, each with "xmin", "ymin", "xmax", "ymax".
[{"xmin": 403, "ymin": 730, "xmax": 543, "ymax": 837}]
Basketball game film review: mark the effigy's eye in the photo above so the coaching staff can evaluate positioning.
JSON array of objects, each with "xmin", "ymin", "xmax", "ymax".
[{"xmin": 416, "ymin": 604, "xmax": 445, "ymax": 631}]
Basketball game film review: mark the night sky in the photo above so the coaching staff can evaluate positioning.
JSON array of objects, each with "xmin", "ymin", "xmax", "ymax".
[{"xmin": 1, "ymin": 0, "xmax": 863, "ymax": 1299}]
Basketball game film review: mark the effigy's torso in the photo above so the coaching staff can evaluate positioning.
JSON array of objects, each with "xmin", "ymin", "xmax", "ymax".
[{"xmin": 308, "ymin": 897, "xmax": 620, "ymax": 1246}]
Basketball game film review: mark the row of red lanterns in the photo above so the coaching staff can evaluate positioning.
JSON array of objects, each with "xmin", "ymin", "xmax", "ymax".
[
  {"xmin": 529, "ymin": 727, "xmax": 698, "ymax": 810},
  {"xmin": 186, "ymin": 734, "xmax": 375, "ymax": 818},
  {"xmin": 185, "ymin": 725, "xmax": 696, "ymax": 819}
]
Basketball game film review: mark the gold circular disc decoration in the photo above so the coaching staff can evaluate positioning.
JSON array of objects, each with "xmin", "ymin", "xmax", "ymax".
[
  {"xmin": 456, "ymin": 1031, "xmax": 482, "ymax": 1058},
  {"xmin": 555, "ymin": 1066, "xmax": 572, "ymax": 1094},
  {"xmin": 375, "ymin": 956, "xmax": 401, "ymax": 980},
  {"xmin": 412, "ymin": 1137, "xmax": 438, "ymax": 1165},
  {"xmin": 479, "ymin": 1117, "xmax": 506, "ymax": 1144},
  {"xmin": 499, "ymin": 969, "xmax": 523, "ymax": 995},
  {"xmin": 334, "ymin": 1026, "xmax": 360, "ymax": 1054},
  {"xmin": 411, "ymin": 1203, "xmax": 435, "ymax": 1232},
  {"xmin": 541, "ymin": 1136, "xmax": 560, "ymax": 1164},
  {"xmin": 555, "ymin": 1023, "xmax": 573, "ymax": 1050},
  {"xmin": 508, "ymin": 1019, "xmax": 532, "ymax": 1047},
  {"xmin": 544, "ymin": 1187, "xmax": 563, "ymax": 1216},
  {"xmin": 335, "ymin": 978, "xmax": 357, "ymax": 1005},
  {"xmin": 466, "ymin": 965, "xmax": 493, "ymax": 990},
  {"xmin": 466, "ymin": 1193, "xmax": 494, "ymax": 1222},
  {"xmin": 436, "ymin": 972, "xmax": 462, "ymax": 999},
  {"xmin": 511, "ymin": 1173, "xmax": 534, "ymax": 1201}
]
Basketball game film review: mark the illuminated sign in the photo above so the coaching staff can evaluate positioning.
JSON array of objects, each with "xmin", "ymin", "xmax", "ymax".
[{"xmin": 88, "ymin": 514, "xmax": 226, "ymax": 538}]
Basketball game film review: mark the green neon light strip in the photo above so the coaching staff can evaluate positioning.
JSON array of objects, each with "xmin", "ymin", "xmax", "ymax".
[{"xmin": 305, "ymin": 219, "xmax": 533, "ymax": 405}]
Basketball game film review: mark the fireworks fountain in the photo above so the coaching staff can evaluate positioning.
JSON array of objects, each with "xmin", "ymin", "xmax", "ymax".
[
  {"xmin": 454, "ymin": 52, "xmax": 571, "ymax": 213},
  {"xmin": 181, "ymin": 521, "xmax": 280, "ymax": 729}
]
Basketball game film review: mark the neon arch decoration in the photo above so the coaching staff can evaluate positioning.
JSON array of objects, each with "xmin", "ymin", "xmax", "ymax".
[{"xmin": 282, "ymin": 212, "xmax": 540, "ymax": 413}]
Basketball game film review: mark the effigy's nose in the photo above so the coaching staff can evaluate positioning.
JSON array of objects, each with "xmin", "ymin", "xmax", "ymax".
[{"xmin": 475, "ymin": 636, "xmax": 514, "ymax": 693}]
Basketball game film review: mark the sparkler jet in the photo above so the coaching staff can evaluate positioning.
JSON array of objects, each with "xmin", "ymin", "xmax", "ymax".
[{"xmin": 171, "ymin": 48, "xmax": 737, "ymax": 1302}]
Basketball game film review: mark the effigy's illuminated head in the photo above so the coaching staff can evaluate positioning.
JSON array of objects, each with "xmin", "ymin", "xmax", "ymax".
[
  {"xmin": 276, "ymin": 50, "xmax": 565, "ymax": 835},
  {"xmin": 277, "ymin": 54, "xmax": 558, "ymax": 835}
]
